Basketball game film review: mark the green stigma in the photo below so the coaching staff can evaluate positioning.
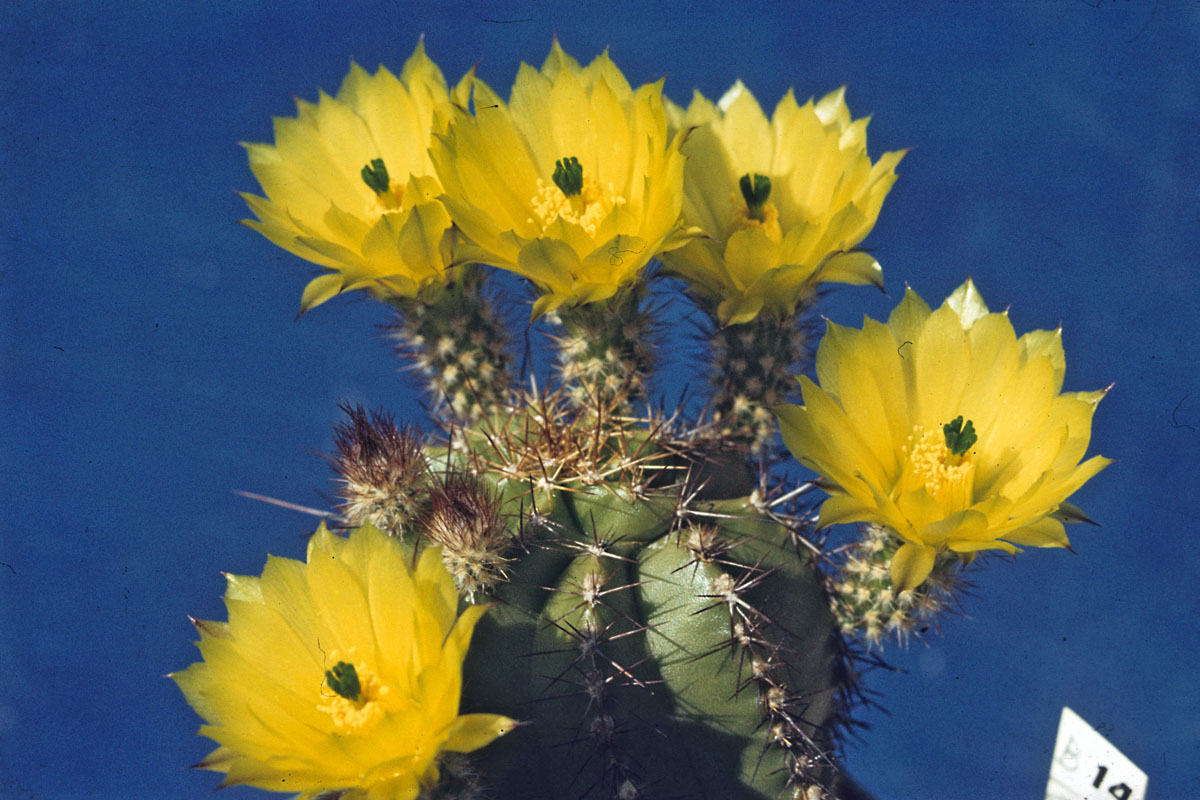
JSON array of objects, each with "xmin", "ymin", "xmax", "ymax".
[
  {"xmin": 325, "ymin": 661, "xmax": 362, "ymax": 702},
  {"xmin": 739, "ymin": 173, "xmax": 771, "ymax": 218},
  {"xmin": 361, "ymin": 158, "xmax": 390, "ymax": 196},
  {"xmin": 552, "ymin": 156, "xmax": 583, "ymax": 197},
  {"xmin": 942, "ymin": 416, "xmax": 977, "ymax": 457}
]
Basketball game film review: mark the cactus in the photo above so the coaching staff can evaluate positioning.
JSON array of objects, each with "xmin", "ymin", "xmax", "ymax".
[
  {"xmin": 198, "ymin": 42, "xmax": 1116, "ymax": 800},
  {"xmin": 325, "ymin": 274, "xmax": 864, "ymax": 800}
]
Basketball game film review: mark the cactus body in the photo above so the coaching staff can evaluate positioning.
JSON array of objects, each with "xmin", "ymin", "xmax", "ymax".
[
  {"xmin": 421, "ymin": 405, "xmax": 851, "ymax": 799},
  {"xmin": 330, "ymin": 275, "xmax": 859, "ymax": 799}
]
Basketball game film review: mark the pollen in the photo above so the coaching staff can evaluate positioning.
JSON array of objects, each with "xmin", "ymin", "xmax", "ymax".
[
  {"xmin": 901, "ymin": 425, "xmax": 975, "ymax": 507},
  {"xmin": 529, "ymin": 177, "xmax": 626, "ymax": 238},
  {"xmin": 317, "ymin": 652, "xmax": 392, "ymax": 735}
]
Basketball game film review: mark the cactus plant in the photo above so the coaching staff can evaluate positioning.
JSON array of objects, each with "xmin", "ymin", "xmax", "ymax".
[
  {"xmin": 323, "ymin": 272, "xmax": 862, "ymax": 800},
  {"xmin": 169, "ymin": 37, "xmax": 1122, "ymax": 800}
]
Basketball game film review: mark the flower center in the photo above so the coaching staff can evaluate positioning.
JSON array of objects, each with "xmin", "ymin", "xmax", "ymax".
[
  {"xmin": 739, "ymin": 173, "xmax": 772, "ymax": 219},
  {"xmin": 361, "ymin": 158, "xmax": 405, "ymax": 216},
  {"xmin": 730, "ymin": 173, "xmax": 782, "ymax": 243},
  {"xmin": 527, "ymin": 156, "xmax": 626, "ymax": 238},
  {"xmin": 317, "ymin": 652, "xmax": 392, "ymax": 735},
  {"xmin": 729, "ymin": 197, "xmax": 783, "ymax": 244},
  {"xmin": 900, "ymin": 424, "xmax": 976, "ymax": 507},
  {"xmin": 530, "ymin": 175, "xmax": 625, "ymax": 238}
]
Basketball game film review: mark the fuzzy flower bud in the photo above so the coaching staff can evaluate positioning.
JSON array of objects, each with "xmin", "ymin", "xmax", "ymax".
[
  {"xmin": 422, "ymin": 474, "xmax": 512, "ymax": 600},
  {"xmin": 331, "ymin": 404, "xmax": 427, "ymax": 536}
]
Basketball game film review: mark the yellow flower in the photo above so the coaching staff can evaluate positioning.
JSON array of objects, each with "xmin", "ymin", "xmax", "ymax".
[
  {"xmin": 430, "ymin": 40, "xmax": 689, "ymax": 318},
  {"xmin": 775, "ymin": 280, "xmax": 1110, "ymax": 590},
  {"xmin": 172, "ymin": 524, "xmax": 514, "ymax": 799},
  {"xmin": 241, "ymin": 42, "xmax": 466, "ymax": 314},
  {"xmin": 661, "ymin": 82, "xmax": 906, "ymax": 325}
]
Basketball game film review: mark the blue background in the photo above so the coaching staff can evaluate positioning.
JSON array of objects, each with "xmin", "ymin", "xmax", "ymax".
[{"xmin": 2, "ymin": 2, "xmax": 1197, "ymax": 798}]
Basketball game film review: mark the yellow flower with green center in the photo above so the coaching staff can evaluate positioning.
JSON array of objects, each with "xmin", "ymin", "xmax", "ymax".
[
  {"xmin": 241, "ymin": 42, "xmax": 467, "ymax": 314},
  {"xmin": 775, "ymin": 280, "xmax": 1111, "ymax": 590},
  {"xmin": 171, "ymin": 524, "xmax": 514, "ymax": 798},
  {"xmin": 430, "ymin": 40, "xmax": 690, "ymax": 318},
  {"xmin": 661, "ymin": 82, "xmax": 906, "ymax": 325}
]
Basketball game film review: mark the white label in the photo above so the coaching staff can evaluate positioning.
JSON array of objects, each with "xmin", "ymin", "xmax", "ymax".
[{"xmin": 1045, "ymin": 707, "xmax": 1148, "ymax": 800}]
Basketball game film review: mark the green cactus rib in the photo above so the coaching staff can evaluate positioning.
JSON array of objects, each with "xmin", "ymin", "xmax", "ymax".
[{"xmin": 456, "ymin": 482, "xmax": 845, "ymax": 799}]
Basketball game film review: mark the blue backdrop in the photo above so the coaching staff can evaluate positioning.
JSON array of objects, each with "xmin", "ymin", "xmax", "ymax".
[{"xmin": 2, "ymin": 2, "xmax": 1197, "ymax": 798}]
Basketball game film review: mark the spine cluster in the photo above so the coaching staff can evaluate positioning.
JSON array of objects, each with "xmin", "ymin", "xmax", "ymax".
[
  {"xmin": 421, "ymin": 474, "xmax": 513, "ymax": 601},
  {"xmin": 828, "ymin": 523, "xmax": 964, "ymax": 647},
  {"xmin": 552, "ymin": 287, "xmax": 656, "ymax": 413},
  {"xmin": 708, "ymin": 310, "xmax": 814, "ymax": 453},
  {"xmin": 388, "ymin": 265, "xmax": 513, "ymax": 422}
]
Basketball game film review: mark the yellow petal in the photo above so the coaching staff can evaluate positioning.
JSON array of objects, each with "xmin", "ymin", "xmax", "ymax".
[
  {"xmin": 173, "ymin": 526, "xmax": 510, "ymax": 795},
  {"xmin": 890, "ymin": 542, "xmax": 937, "ymax": 591},
  {"xmin": 815, "ymin": 250, "xmax": 883, "ymax": 288},
  {"xmin": 299, "ymin": 273, "xmax": 344, "ymax": 314},
  {"xmin": 817, "ymin": 494, "xmax": 878, "ymax": 528},
  {"xmin": 443, "ymin": 713, "xmax": 518, "ymax": 753},
  {"xmin": 777, "ymin": 281, "xmax": 1109, "ymax": 587},
  {"xmin": 946, "ymin": 277, "xmax": 990, "ymax": 328},
  {"xmin": 240, "ymin": 44, "xmax": 456, "ymax": 307},
  {"xmin": 722, "ymin": 228, "xmax": 779, "ymax": 291},
  {"xmin": 1004, "ymin": 516, "xmax": 1070, "ymax": 548}
]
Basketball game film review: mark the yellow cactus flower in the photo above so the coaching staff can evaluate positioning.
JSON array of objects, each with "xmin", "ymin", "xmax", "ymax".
[
  {"xmin": 776, "ymin": 280, "xmax": 1110, "ymax": 591},
  {"xmin": 172, "ymin": 524, "xmax": 515, "ymax": 799},
  {"xmin": 661, "ymin": 82, "xmax": 906, "ymax": 325},
  {"xmin": 241, "ymin": 42, "xmax": 466, "ymax": 313},
  {"xmin": 430, "ymin": 40, "xmax": 689, "ymax": 318}
]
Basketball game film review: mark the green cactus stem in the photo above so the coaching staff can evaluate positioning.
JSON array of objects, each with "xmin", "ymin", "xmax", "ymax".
[
  {"xmin": 388, "ymin": 264, "xmax": 514, "ymax": 422},
  {"xmin": 316, "ymin": 285, "xmax": 876, "ymax": 798},
  {"xmin": 318, "ymin": 367, "xmax": 865, "ymax": 798},
  {"xmin": 709, "ymin": 308, "xmax": 814, "ymax": 454},
  {"xmin": 552, "ymin": 285, "xmax": 655, "ymax": 414},
  {"xmin": 438, "ymin": 406, "xmax": 853, "ymax": 799}
]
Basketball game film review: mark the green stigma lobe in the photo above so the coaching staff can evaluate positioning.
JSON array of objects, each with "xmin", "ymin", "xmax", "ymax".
[
  {"xmin": 552, "ymin": 156, "xmax": 583, "ymax": 197},
  {"xmin": 942, "ymin": 416, "xmax": 977, "ymax": 456},
  {"xmin": 739, "ymin": 173, "xmax": 771, "ymax": 214},
  {"xmin": 361, "ymin": 158, "xmax": 390, "ymax": 195},
  {"xmin": 325, "ymin": 661, "xmax": 363, "ymax": 702}
]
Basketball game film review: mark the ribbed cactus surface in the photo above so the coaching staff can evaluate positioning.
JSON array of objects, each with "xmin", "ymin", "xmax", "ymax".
[
  {"xmin": 330, "ymin": 383, "xmax": 855, "ymax": 799},
  {"xmin": 461, "ymin": 489, "xmax": 844, "ymax": 799}
]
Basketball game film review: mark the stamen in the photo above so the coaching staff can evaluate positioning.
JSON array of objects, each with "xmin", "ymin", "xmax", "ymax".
[
  {"xmin": 901, "ymin": 425, "xmax": 975, "ymax": 508},
  {"xmin": 318, "ymin": 655, "xmax": 391, "ymax": 735},
  {"xmin": 529, "ymin": 176, "xmax": 626, "ymax": 238}
]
